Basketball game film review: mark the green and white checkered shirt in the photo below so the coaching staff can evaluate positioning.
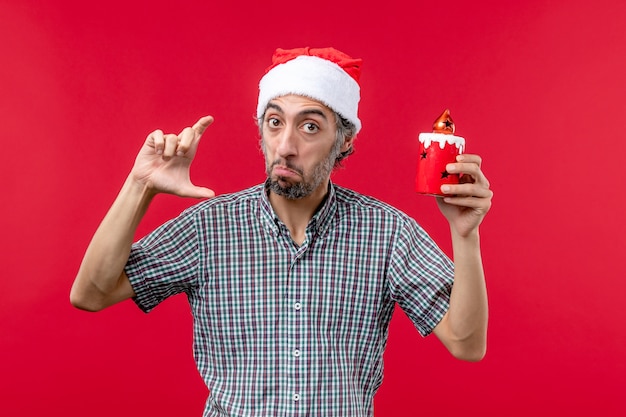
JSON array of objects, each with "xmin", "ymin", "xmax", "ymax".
[{"xmin": 126, "ymin": 181, "xmax": 454, "ymax": 417}]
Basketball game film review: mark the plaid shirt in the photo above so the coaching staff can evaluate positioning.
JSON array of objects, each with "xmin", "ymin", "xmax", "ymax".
[{"xmin": 126, "ymin": 182, "xmax": 454, "ymax": 417}]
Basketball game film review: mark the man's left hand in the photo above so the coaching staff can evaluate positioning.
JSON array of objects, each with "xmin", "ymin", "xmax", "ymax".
[{"xmin": 436, "ymin": 154, "xmax": 493, "ymax": 238}]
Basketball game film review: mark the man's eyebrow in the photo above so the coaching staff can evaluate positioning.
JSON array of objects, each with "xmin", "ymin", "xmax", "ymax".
[
  {"xmin": 264, "ymin": 102, "xmax": 329, "ymax": 121},
  {"xmin": 265, "ymin": 102, "xmax": 283, "ymax": 114},
  {"xmin": 299, "ymin": 108, "xmax": 328, "ymax": 120}
]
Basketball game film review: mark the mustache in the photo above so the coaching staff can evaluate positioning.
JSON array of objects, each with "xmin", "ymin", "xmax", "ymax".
[{"xmin": 271, "ymin": 159, "xmax": 304, "ymax": 176}]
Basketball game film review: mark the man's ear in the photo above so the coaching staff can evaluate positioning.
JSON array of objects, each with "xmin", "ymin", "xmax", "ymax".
[{"xmin": 341, "ymin": 135, "xmax": 355, "ymax": 153}]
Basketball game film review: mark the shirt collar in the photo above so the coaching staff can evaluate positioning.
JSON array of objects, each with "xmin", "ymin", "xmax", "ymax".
[{"xmin": 259, "ymin": 180, "xmax": 337, "ymax": 238}]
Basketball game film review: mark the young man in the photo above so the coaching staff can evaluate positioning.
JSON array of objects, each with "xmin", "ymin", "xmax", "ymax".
[{"xmin": 71, "ymin": 47, "xmax": 493, "ymax": 417}]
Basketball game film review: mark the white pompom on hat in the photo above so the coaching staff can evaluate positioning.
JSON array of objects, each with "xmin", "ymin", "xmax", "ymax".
[{"xmin": 257, "ymin": 47, "xmax": 363, "ymax": 133}]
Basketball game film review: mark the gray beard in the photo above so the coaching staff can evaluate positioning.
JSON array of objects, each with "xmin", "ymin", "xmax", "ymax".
[
  {"xmin": 265, "ymin": 140, "xmax": 341, "ymax": 200},
  {"xmin": 268, "ymin": 178, "xmax": 315, "ymax": 200}
]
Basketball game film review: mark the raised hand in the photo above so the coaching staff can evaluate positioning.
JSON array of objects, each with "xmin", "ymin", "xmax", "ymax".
[
  {"xmin": 436, "ymin": 154, "xmax": 493, "ymax": 238},
  {"xmin": 131, "ymin": 116, "xmax": 215, "ymax": 199}
]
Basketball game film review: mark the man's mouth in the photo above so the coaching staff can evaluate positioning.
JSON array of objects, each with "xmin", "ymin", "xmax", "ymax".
[{"xmin": 272, "ymin": 161, "xmax": 303, "ymax": 178}]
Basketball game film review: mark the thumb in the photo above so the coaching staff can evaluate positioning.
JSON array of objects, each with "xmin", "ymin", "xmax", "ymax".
[
  {"xmin": 189, "ymin": 186, "xmax": 216, "ymax": 200},
  {"xmin": 178, "ymin": 183, "xmax": 216, "ymax": 199}
]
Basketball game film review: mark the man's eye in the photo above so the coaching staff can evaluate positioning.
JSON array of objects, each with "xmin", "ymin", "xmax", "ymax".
[
  {"xmin": 304, "ymin": 123, "xmax": 319, "ymax": 133},
  {"xmin": 267, "ymin": 118, "xmax": 280, "ymax": 127}
]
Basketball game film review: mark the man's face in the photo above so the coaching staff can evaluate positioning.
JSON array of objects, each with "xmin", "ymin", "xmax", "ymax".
[{"xmin": 260, "ymin": 95, "xmax": 350, "ymax": 199}]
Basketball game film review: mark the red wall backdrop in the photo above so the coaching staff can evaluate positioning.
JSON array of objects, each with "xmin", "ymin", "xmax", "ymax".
[{"xmin": 2, "ymin": 0, "xmax": 625, "ymax": 415}]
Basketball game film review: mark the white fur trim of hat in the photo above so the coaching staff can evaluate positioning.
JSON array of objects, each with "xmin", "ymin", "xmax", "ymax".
[{"xmin": 257, "ymin": 55, "xmax": 362, "ymax": 133}]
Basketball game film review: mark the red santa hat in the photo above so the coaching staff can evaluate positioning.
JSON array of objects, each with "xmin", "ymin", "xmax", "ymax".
[{"xmin": 257, "ymin": 47, "xmax": 363, "ymax": 133}]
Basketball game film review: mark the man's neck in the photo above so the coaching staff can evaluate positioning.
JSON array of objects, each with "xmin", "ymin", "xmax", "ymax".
[{"xmin": 268, "ymin": 182, "xmax": 329, "ymax": 246}]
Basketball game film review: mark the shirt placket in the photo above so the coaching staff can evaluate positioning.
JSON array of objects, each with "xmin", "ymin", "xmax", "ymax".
[{"xmin": 284, "ymin": 232, "xmax": 311, "ymax": 416}]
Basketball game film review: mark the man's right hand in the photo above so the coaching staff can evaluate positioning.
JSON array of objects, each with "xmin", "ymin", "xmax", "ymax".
[{"xmin": 131, "ymin": 115, "xmax": 216, "ymax": 199}]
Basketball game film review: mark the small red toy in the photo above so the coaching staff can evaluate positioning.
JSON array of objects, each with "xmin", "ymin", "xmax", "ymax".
[{"xmin": 415, "ymin": 109, "xmax": 465, "ymax": 196}]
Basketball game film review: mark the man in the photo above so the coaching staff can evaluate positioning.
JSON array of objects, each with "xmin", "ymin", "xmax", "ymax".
[{"xmin": 71, "ymin": 47, "xmax": 493, "ymax": 416}]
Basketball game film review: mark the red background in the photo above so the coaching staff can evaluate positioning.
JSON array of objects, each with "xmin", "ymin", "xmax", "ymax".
[{"xmin": 2, "ymin": 0, "xmax": 625, "ymax": 415}]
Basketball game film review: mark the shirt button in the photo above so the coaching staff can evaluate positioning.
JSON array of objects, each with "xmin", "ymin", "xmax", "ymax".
[
  {"xmin": 293, "ymin": 394, "xmax": 300, "ymax": 401},
  {"xmin": 294, "ymin": 302, "xmax": 301, "ymax": 310},
  {"xmin": 293, "ymin": 348, "xmax": 301, "ymax": 357}
]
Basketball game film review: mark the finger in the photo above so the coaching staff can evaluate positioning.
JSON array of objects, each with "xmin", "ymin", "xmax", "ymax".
[
  {"xmin": 456, "ymin": 153, "xmax": 482, "ymax": 166},
  {"xmin": 440, "ymin": 181, "xmax": 493, "ymax": 202},
  {"xmin": 440, "ymin": 194, "xmax": 492, "ymax": 212},
  {"xmin": 441, "ymin": 182, "xmax": 491, "ymax": 193},
  {"xmin": 441, "ymin": 182, "xmax": 492, "ymax": 199},
  {"xmin": 447, "ymin": 161, "xmax": 482, "ymax": 177},
  {"xmin": 447, "ymin": 161, "xmax": 489, "ymax": 187},
  {"xmin": 176, "ymin": 127, "xmax": 195, "ymax": 156},
  {"xmin": 150, "ymin": 129, "xmax": 165, "ymax": 155},
  {"xmin": 162, "ymin": 133, "xmax": 179, "ymax": 158},
  {"xmin": 192, "ymin": 115, "xmax": 214, "ymax": 137},
  {"xmin": 180, "ymin": 184, "xmax": 216, "ymax": 199}
]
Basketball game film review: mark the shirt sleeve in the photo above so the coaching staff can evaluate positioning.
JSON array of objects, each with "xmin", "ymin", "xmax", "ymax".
[
  {"xmin": 125, "ymin": 209, "xmax": 201, "ymax": 313},
  {"xmin": 387, "ymin": 217, "xmax": 454, "ymax": 337}
]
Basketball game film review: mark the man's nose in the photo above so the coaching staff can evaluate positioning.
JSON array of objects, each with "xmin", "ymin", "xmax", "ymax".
[{"xmin": 276, "ymin": 126, "xmax": 298, "ymax": 157}]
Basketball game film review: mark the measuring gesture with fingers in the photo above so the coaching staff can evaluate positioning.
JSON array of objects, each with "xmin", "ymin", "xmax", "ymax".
[{"xmin": 132, "ymin": 115, "xmax": 215, "ymax": 199}]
